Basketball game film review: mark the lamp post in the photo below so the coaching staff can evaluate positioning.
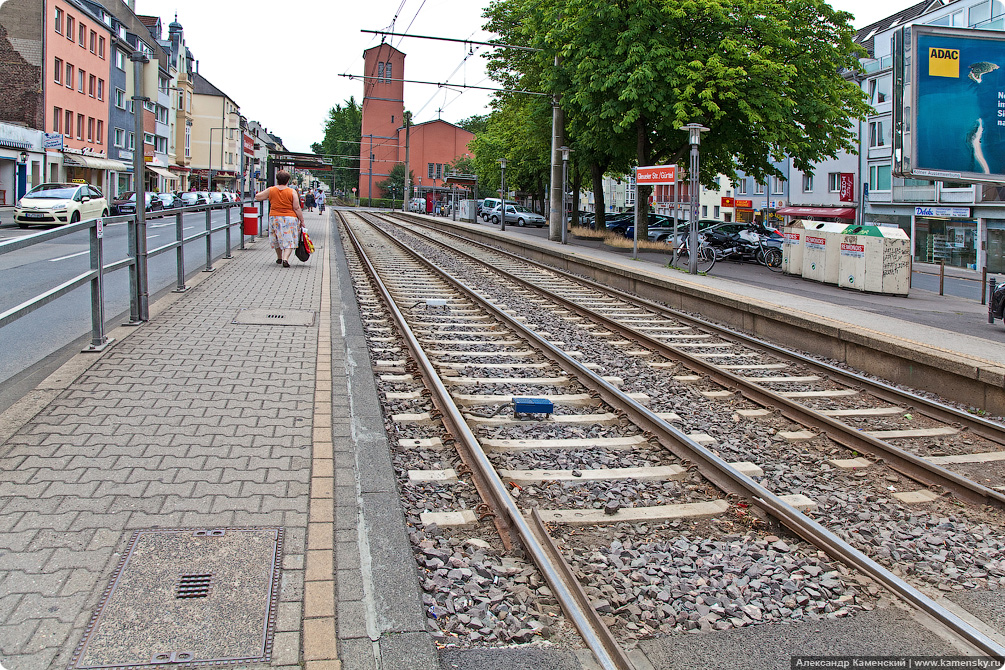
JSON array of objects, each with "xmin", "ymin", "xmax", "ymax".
[
  {"xmin": 130, "ymin": 50, "xmax": 150, "ymax": 321},
  {"xmin": 498, "ymin": 158, "xmax": 507, "ymax": 231},
  {"xmin": 680, "ymin": 123, "xmax": 709, "ymax": 274},
  {"xmin": 560, "ymin": 146, "xmax": 571, "ymax": 245}
]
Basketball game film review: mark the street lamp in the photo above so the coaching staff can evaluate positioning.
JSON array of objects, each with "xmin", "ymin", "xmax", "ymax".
[
  {"xmin": 680, "ymin": 123, "xmax": 709, "ymax": 274},
  {"xmin": 17, "ymin": 150, "xmax": 27, "ymax": 165},
  {"xmin": 560, "ymin": 146, "xmax": 571, "ymax": 245},
  {"xmin": 498, "ymin": 158, "xmax": 507, "ymax": 231}
]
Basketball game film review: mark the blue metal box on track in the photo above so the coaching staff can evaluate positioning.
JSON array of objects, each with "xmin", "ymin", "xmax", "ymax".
[{"xmin": 512, "ymin": 397, "xmax": 554, "ymax": 416}]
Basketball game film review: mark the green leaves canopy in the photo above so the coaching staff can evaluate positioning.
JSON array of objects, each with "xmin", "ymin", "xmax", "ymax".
[{"xmin": 311, "ymin": 97, "xmax": 362, "ymax": 196}]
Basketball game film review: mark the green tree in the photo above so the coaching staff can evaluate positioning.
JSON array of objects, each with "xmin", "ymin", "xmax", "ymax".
[
  {"xmin": 375, "ymin": 163, "xmax": 414, "ymax": 206},
  {"xmin": 484, "ymin": 0, "xmax": 871, "ymax": 237},
  {"xmin": 457, "ymin": 114, "xmax": 490, "ymax": 135},
  {"xmin": 312, "ymin": 97, "xmax": 363, "ymax": 197}
]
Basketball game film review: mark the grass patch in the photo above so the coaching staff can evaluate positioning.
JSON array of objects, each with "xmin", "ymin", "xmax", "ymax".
[
  {"xmin": 601, "ymin": 232, "xmax": 673, "ymax": 252},
  {"xmin": 569, "ymin": 225, "xmax": 607, "ymax": 239}
]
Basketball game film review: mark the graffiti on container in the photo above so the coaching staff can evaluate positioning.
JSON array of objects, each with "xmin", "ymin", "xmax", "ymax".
[{"xmin": 882, "ymin": 241, "xmax": 911, "ymax": 277}]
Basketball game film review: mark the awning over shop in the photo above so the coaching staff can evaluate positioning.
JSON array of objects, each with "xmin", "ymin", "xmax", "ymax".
[
  {"xmin": 147, "ymin": 165, "xmax": 177, "ymax": 180},
  {"xmin": 775, "ymin": 206, "xmax": 856, "ymax": 219},
  {"xmin": 63, "ymin": 154, "xmax": 130, "ymax": 170}
]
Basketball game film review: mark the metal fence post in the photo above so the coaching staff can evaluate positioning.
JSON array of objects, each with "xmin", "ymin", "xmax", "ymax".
[
  {"xmin": 982, "ymin": 267, "xmax": 988, "ymax": 305},
  {"xmin": 125, "ymin": 215, "xmax": 140, "ymax": 324},
  {"xmin": 258, "ymin": 199, "xmax": 266, "ymax": 240},
  {"xmin": 238, "ymin": 200, "xmax": 245, "ymax": 251},
  {"xmin": 84, "ymin": 220, "xmax": 111, "ymax": 351},
  {"xmin": 224, "ymin": 204, "xmax": 233, "ymax": 259},
  {"xmin": 939, "ymin": 260, "xmax": 945, "ymax": 296},
  {"xmin": 173, "ymin": 210, "xmax": 188, "ymax": 292},
  {"xmin": 990, "ymin": 277, "xmax": 998, "ymax": 324},
  {"xmin": 204, "ymin": 207, "xmax": 214, "ymax": 272}
]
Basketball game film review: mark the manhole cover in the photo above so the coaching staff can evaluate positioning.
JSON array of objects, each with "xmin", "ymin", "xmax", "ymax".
[
  {"xmin": 232, "ymin": 308, "xmax": 315, "ymax": 326},
  {"xmin": 70, "ymin": 527, "xmax": 284, "ymax": 669}
]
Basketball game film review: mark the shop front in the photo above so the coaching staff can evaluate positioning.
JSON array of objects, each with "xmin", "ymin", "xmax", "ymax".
[
  {"xmin": 734, "ymin": 199, "xmax": 755, "ymax": 223},
  {"xmin": 912, "ymin": 206, "xmax": 976, "ymax": 269},
  {"xmin": 62, "ymin": 153, "xmax": 131, "ymax": 195},
  {"xmin": 0, "ymin": 123, "xmax": 45, "ymax": 205}
]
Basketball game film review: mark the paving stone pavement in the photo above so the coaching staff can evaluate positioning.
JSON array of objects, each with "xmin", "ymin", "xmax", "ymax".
[{"xmin": 0, "ymin": 209, "xmax": 434, "ymax": 670}]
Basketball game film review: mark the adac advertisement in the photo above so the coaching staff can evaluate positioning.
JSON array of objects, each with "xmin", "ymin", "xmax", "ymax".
[{"xmin": 913, "ymin": 26, "xmax": 1005, "ymax": 183}]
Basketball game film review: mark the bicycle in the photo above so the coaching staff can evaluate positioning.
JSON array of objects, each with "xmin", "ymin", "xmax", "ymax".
[{"xmin": 669, "ymin": 233, "xmax": 716, "ymax": 273}]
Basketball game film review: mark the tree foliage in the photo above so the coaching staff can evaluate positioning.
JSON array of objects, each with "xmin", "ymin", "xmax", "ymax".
[
  {"xmin": 312, "ymin": 97, "xmax": 362, "ymax": 196},
  {"xmin": 375, "ymin": 163, "xmax": 414, "ymax": 203},
  {"xmin": 483, "ymin": 0, "xmax": 872, "ymax": 230}
]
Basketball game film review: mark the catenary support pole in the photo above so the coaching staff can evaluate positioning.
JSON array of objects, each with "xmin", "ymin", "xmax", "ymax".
[
  {"xmin": 403, "ymin": 112, "xmax": 411, "ymax": 212},
  {"xmin": 130, "ymin": 51, "xmax": 150, "ymax": 321},
  {"xmin": 549, "ymin": 83, "xmax": 564, "ymax": 242}
]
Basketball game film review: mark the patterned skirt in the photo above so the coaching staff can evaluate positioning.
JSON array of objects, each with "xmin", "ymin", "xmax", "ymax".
[{"xmin": 269, "ymin": 215, "xmax": 300, "ymax": 250}]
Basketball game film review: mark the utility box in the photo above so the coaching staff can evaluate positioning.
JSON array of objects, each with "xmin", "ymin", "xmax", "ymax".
[
  {"xmin": 460, "ymin": 199, "xmax": 477, "ymax": 222},
  {"xmin": 801, "ymin": 221, "xmax": 849, "ymax": 285},
  {"xmin": 838, "ymin": 225, "xmax": 912, "ymax": 295},
  {"xmin": 781, "ymin": 219, "xmax": 812, "ymax": 276}
]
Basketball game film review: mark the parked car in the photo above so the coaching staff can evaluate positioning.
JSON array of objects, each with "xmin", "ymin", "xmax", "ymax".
[
  {"xmin": 14, "ymin": 182, "xmax": 108, "ymax": 228},
  {"xmin": 155, "ymin": 193, "xmax": 180, "ymax": 209},
  {"xmin": 479, "ymin": 198, "xmax": 503, "ymax": 220},
  {"xmin": 409, "ymin": 197, "xmax": 426, "ymax": 213},
  {"xmin": 178, "ymin": 191, "xmax": 207, "ymax": 207},
  {"xmin": 488, "ymin": 203, "xmax": 546, "ymax": 227},
  {"xmin": 991, "ymin": 281, "xmax": 1005, "ymax": 326},
  {"xmin": 112, "ymin": 192, "xmax": 164, "ymax": 217},
  {"xmin": 207, "ymin": 191, "xmax": 227, "ymax": 204}
]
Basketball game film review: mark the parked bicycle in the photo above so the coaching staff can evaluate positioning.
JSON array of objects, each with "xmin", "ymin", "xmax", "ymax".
[
  {"xmin": 669, "ymin": 233, "xmax": 716, "ymax": 273},
  {"xmin": 702, "ymin": 227, "xmax": 783, "ymax": 272}
]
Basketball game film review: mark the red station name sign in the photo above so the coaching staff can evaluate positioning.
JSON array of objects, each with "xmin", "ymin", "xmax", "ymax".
[{"xmin": 635, "ymin": 165, "xmax": 676, "ymax": 185}]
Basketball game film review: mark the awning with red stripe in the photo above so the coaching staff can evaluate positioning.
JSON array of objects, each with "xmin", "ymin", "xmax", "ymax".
[{"xmin": 775, "ymin": 206, "xmax": 856, "ymax": 219}]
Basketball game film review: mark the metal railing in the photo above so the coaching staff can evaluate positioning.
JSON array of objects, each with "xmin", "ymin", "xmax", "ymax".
[{"xmin": 0, "ymin": 199, "xmax": 257, "ymax": 353}]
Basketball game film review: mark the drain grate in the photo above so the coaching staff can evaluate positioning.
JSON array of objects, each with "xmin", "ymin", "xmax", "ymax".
[
  {"xmin": 232, "ymin": 308, "xmax": 315, "ymax": 326},
  {"xmin": 174, "ymin": 573, "xmax": 213, "ymax": 599},
  {"xmin": 69, "ymin": 527, "xmax": 283, "ymax": 669}
]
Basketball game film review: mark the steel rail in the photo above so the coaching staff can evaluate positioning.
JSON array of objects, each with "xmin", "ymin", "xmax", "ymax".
[
  {"xmin": 384, "ymin": 216, "xmax": 1005, "ymax": 506},
  {"xmin": 340, "ymin": 212, "xmax": 634, "ymax": 670},
  {"xmin": 390, "ymin": 212, "xmax": 1005, "ymax": 444},
  {"xmin": 371, "ymin": 212, "xmax": 1005, "ymax": 658}
]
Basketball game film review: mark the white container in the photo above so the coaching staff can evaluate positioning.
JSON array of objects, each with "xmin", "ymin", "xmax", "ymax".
[
  {"xmin": 459, "ymin": 199, "xmax": 477, "ymax": 222},
  {"xmin": 838, "ymin": 225, "xmax": 911, "ymax": 295},
  {"xmin": 782, "ymin": 220, "xmax": 815, "ymax": 275},
  {"xmin": 801, "ymin": 221, "xmax": 849, "ymax": 284}
]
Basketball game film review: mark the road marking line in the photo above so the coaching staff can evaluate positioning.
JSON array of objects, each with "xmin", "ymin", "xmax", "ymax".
[{"xmin": 49, "ymin": 250, "xmax": 89, "ymax": 261}]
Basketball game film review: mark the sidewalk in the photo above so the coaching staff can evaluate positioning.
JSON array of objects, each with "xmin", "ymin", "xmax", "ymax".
[{"xmin": 0, "ymin": 209, "xmax": 435, "ymax": 670}]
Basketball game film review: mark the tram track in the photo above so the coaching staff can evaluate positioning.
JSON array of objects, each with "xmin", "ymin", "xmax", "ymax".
[{"xmin": 337, "ymin": 209, "xmax": 1005, "ymax": 663}]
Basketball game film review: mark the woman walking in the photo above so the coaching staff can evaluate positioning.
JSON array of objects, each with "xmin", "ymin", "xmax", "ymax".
[
  {"xmin": 305, "ymin": 189, "xmax": 316, "ymax": 212},
  {"xmin": 255, "ymin": 170, "xmax": 305, "ymax": 268}
]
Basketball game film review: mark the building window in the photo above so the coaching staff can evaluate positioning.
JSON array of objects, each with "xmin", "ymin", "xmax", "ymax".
[
  {"xmin": 178, "ymin": 91, "xmax": 184, "ymax": 109},
  {"xmin": 754, "ymin": 182, "xmax": 765, "ymax": 195},
  {"xmin": 115, "ymin": 50, "xmax": 125, "ymax": 70},
  {"xmin": 144, "ymin": 133, "xmax": 154, "ymax": 145},
  {"xmin": 869, "ymin": 164, "xmax": 892, "ymax": 191},
  {"xmin": 114, "ymin": 128, "xmax": 124, "ymax": 147},
  {"xmin": 87, "ymin": 117, "xmax": 94, "ymax": 142},
  {"xmin": 428, "ymin": 163, "xmax": 434, "ymax": 179},
  {"xmin": 377, "ymin": 62, "xmax": 384, "ymax": 82},
  {"xmin": 88, "ymin": 74, "xmax": 95, "ymax": 97},
  {"xmin": 771, "ymin": 176, "xmax": 785, "ymax": 194},
  {"xmin": 55, "ymin": 8, "xmax": 62, "ymax": 34},
  {"xmin": 128, "ymin": 132, "xmax": 134, "ymax": 150},
  {"xmin": 385, "ymin": 61, "xmax": 392, "ymax": 82},
  {"xmin": 78, "ymin": 69, "xmax": 85, "ymax": 93},
  {"xmin": 185, "ymin": 125, "xmax": 191, "ymax": 157},
  {"xmin": 89, "ymin": 30, "xmax": 96, "ymax": 53},
  {"xmin": 436, "ymin": 163, "xmax": 442, "ymax": 180},
  {"xmin": 96, "ymin": 120, "xmax": 103, "ymax": 144},
  {"xmin": 115, "ymin": 89, "xmax": 125, "ymax": 108},
  {"xmin": 735, "ymin": 180, "xmax": 747, "ymax": 195},
  {"xmin": 869, "ymin": 75, "xmax": 890, "ymax": 106},
  {"xmin": 76, "ymin": 114, "xmax": 84, "ymax": 140},
  {"xmin": 714, "ymin": 205, "xmax": 720, "ymax": 218},
  {"xmin": 803, "ymin": 174, "xmax": 814, "ymax": 192},
  {"xmin": 702, "ymin": 205, "xmax": 708, "ymax": 217},
  {"xmin": 156, "ymin": 136, "xmax": 167, "ymax": 153},
  {"xmin": 97, "ymin": 78, "xmax": 104, "ymax": 101},
  {"xmin": 66, "ymin": 63, "xmax": 73, "ymax": 88},
  {"xmin": 53, "ymin": 107, "xmax": 61, "ymax": 133},
  {"xmin": 828, "ymin": 173, "xmax": 840, "ymax": 192},
  {"xmin": 66, "ymin": 16, "xmax": 74, "ymax": 41},
  {"xmin": 78, "ymin": 23, "xmax": 85, "ymax": 47},
  {"xmin": 98, "ymin": 37, "xmax": 105, "ymax": 59},
  {"xmin": 54, "ymin": 58, "xmax": 62, "ymax": 84},
  {"xmin": 65, "ymin": 110, "xmax": 73, "ymax": 136},
  {"xmin": 186, "ymin": 92, "xmax": 191, "ymax": 112},
  {"xmin": 869, "ymin": 120, "xmax": 890, "ymax": 148}
]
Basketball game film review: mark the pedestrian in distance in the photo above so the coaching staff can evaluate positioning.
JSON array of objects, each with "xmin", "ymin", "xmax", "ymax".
[
  {"xmin": 305, "ymin": 189, "xmax": 316, "ymax": 212},
  {"xmin": 316, "ymin": 189, "xmax": 325, "ymax": 214},
  {"xmin": 255, "ymin": 170, "xmax": 305, "ymax": 268}
]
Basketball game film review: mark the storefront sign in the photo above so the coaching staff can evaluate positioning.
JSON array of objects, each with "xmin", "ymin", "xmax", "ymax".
[
  {"xmin": 635, "ymin": 164, "xmax": 676, "ymax": 185},
  {"xmin": 839, "ymin": 173, "xmax": 855, "ymax": 202},
  {"xmin": 734, "ymin": 199, "xmax": 753, "ymax": 209},
  {"xmin": 805, "ymin": 236, "xmax": 826, "ymax": 249},
  {"xmin": 721, "ymin": 197, "xmax": 734, "ymax": 207},
  {"xmin": 118, "ymin": 150, "xmax": 133, "ymax": 160},
  {"xmin": 914, "ymin": 206, "xmax": 971, "ymax": 217},
  {"xmin": 43, "ymin": 133, "xmax": 63, "ymax": 150},
  {"xmin": 840, "ymin": 242, "xmax": 864, "ymax": 257}
]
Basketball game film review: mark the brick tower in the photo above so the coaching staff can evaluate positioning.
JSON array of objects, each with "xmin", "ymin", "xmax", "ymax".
[{"xmin": 359, "ymin": 44, "xmax": 405, "ymax": 200}]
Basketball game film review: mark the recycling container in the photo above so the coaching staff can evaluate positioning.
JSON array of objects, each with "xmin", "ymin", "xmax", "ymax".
[
  {"xmin": 782, "ymin": 219, "xmax": 811, "ymax": 275},
  {"xmin": 838, "ymin": 224, "xmax": 911, "ymax": 295},
  {"xmin": 801, "ymin": 221, "xmax": 850, "ymax": 284}
]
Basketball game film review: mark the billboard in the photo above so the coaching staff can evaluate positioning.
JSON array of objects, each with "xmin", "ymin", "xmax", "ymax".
[{"xmin": 895, "ymin": 25, "xmax": 1005, "ymax": 184}]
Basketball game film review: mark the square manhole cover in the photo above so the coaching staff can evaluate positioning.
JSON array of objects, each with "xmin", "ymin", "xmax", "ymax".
[
  {"xmin": 70, "ymin": 527, "xmax": 284, "ymax": 669},
  {"xmin": 233, "ymin": 308, "xmax": 315, "ymax": 326}
]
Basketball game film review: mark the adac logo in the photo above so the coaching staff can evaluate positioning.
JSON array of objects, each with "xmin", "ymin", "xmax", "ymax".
[{"xmin": 929, "ymin": 47, "xmax": 960, "ymax": 78}]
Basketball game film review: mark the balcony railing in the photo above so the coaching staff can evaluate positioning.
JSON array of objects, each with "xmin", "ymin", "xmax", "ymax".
[
  {"xmin": 939, "ymin": 189, "xmax": 975, "ymax": 204},
  {"xmin": 892, "ymin": 185, "xmax": 936, "ymax": 202}
]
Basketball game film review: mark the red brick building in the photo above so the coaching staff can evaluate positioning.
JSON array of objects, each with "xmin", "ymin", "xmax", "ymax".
[{"xmin": 358, "ymin": 44, "xmax": 474, "ymax": 201}]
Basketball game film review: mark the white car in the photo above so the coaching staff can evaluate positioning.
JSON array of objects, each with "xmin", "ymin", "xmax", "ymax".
[
  {"xmin": 488, "ymin": 203, "xmax": 546, "ymax": 227},
  {"xmin": 409, "ymin": 197, "xmax": 426, "ymax": 213},
  {"xmin": 14, "ymin": 182, "xmax": 108, "ymax": 228}
]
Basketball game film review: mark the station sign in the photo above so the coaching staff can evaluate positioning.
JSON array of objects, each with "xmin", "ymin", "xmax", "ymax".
[
  {"xmin": 635, "ymin": 165, "xmax": 676, "ymax": 185},
  {"xmin": 243, "ymin": 133, "xmax": 255, "ymax": 157}
]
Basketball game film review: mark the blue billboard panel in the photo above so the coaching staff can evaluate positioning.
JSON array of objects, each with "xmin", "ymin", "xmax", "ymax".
[{"xmin": 909, "ymin": 26, "xmax": 1005, "ymax": 183}]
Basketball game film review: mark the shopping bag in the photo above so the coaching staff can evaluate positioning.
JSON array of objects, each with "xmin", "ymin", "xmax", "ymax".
[
  {"xmin": 295, "ymin": 229, "xmax": 310, "ymax": 262},
  {"xmin": 302, "ymin": 229, "xmax": 315, "ymax": 254}
]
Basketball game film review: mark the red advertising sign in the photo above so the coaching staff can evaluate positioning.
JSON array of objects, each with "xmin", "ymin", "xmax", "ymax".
[
  {"xmin": 839, "ymin": 173, "xmax": 854, "ymax": 202},
  {"xmin": 721, "ymin": 197, "xmax": 734, "ymax": 207},
  {"xmin": 734, "ymin": 199, "xmax": 753, "ymax": 209},
  {"xmin": 635, "ymin": 164, "xmax": 676, "ymax": 185},
  {"xmin": 243, "ymin": 133, "xmax": 255, "ymax": 157}
]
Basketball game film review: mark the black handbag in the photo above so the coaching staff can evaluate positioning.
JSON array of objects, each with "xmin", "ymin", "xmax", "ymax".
[{"xmin": 295, "ymin": 230, "xmax": 310, "ymax": 262}]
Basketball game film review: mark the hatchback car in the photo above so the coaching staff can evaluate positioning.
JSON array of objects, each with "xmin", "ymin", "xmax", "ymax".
[
  {"xmin": 991, "ymin": 281, "xmax": 1005, "ymax": 326},
  {"xmin": 479, "ymin": 198, "xmax": 503, "ymax": 220},
  {"xmin": 489, "ymin": 203, "xmax": 545, "ymax": 227},
  {"xmin": 178, "ymin": 192, "xmax": 207, "ymax": 207},
  {"xmin": 15, "ymin": 182, "xmax": 108, "ymax": 228},
  {"xmin": 112, "ymin": 192, "xmax": 164, "ymax": 216},
  {"xmin": 155, "ymin": 193, "xmax": 180, "ymax": 209}
]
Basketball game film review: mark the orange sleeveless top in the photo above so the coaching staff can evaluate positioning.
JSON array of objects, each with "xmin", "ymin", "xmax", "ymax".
[{"xmin": 268, "ymin": 186, "xmax": 297, "ymax": 217}]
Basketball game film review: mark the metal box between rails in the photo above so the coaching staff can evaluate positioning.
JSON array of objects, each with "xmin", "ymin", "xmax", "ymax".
[
  {"xmin": 801, "ymin": 221, "xmax": 850, "ymax": 285},
  {"xmin": 837, "ymin": 225, "xmax": 911, "ymax": 295}
]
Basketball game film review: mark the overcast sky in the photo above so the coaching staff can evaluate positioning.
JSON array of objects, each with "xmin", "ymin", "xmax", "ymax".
[{"xmin": 146, "ymin": 0, "xmax": 916, "ymax": 153}]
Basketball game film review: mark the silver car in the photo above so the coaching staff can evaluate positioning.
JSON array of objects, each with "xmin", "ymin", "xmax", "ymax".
[{"xmin": 488, "ymin": 203, "xmax": 546, "ymax": 227}]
